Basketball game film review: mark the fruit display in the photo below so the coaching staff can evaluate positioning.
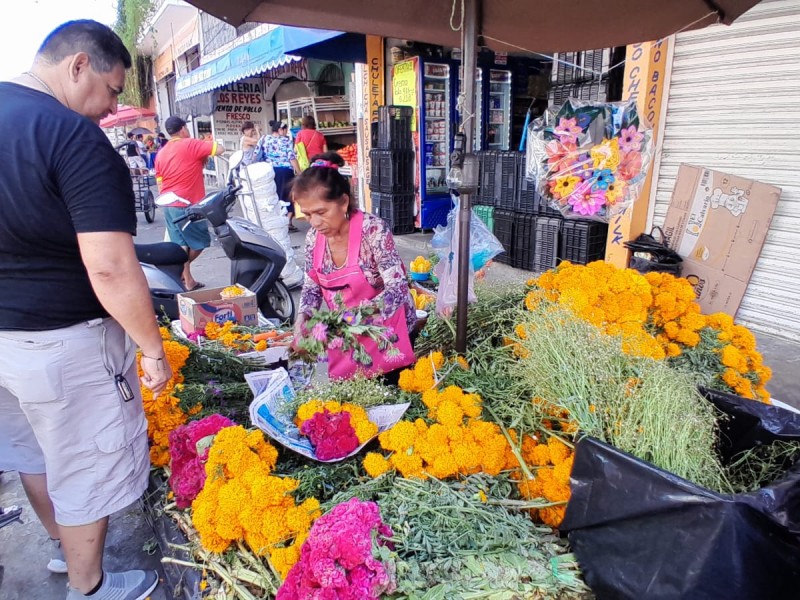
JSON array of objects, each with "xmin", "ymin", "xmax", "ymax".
[
  {"xmin": 337, "ymin": 143, "xmax": 358, "ymax": 165},
  {"xmin": 409, "ymin": 256, "xmax": 432, "ymax": 274}
]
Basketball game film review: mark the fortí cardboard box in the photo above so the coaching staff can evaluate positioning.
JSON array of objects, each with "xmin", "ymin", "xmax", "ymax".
[
  {"xmin": 178, "ymin": 284, "xmax": 259, "ymax": 336},
  {"xmin": 662, "ymin": 165, "xmax": 781, "ymax": 316}
]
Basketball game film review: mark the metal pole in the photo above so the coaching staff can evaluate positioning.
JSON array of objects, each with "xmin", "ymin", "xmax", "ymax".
[{"xmin": 456, "ymin": 0, "xmax": 479, "ymax": 354}]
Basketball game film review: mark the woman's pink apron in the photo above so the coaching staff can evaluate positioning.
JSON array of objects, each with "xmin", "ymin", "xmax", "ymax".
[{"xmin": 310, "ymin": 211, "xmax": 414, "ymax": 379}]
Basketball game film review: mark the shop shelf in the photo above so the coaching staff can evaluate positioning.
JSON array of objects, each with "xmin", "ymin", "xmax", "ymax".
[
  {"xmin": 560, "ymin": 219, "xmax": 609, "ymax": 265},
  {"xmin": 372, "ymin": 192, "xmax": 415, "ymax": 235},
  {"xmin": 492, "ymin": 209, "xmax": 515, "ymax": 265},
  {"xmin": 369, "ymin": 149, "xmax": 415, "ymax": 194},
  {"xmin": 420, "ymin": 197, "xmax": 453, "ymax": 230},
  {"xmin": 534, "ymin": 217, "xmax": 562, "ymax": 272},
  {"xmin": 472, "ymin": 205, "xmax": 495, "ymax": 233},
  {"xmin": 377, "ymin": 105, "xmax": 413, "ymax": 150},
  {"xmin": 512, "ymin": 213, "xmax": 537, "ymax": 271}
]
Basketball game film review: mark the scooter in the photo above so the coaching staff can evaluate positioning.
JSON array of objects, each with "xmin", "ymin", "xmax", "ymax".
[{"xmin": 135, "ymin": 171, "xmax": 296, "ymax": 324}]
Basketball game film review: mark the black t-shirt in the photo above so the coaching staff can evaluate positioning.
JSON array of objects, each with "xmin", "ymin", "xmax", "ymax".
[
  {"xmin": 0, "ymin": 83, "xmax": 137, "ymax": 331},
  {"xmin": 125, "ymin": 140, "xmax": 139, "ymax": 157}
]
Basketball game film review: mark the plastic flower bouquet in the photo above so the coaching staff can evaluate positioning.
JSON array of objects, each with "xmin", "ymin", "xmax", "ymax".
[
  {"xmin": 526, "ymin": 98, "xmax": 653, "ymax": 221},
  {"xmin": 296, "ymin": 293, "xmax": 401, "ymax": 367}
]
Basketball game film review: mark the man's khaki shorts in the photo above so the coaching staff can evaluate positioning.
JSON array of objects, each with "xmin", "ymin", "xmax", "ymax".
[{"xmin": 0, "ymin": 318, "xmax": 149, "ymax": 526}]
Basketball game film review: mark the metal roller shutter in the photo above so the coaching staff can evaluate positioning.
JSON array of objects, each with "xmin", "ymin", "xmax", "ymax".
[{"xmin": 650, "ymin": 0, "xmax": 800, "ymax": 341}]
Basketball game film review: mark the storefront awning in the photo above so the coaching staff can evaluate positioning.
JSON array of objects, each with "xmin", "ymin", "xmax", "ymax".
[
  {"xmin": 281, "ymin": 28, "xmax": 366, "ymax": 63},
  {"xmin": 175, "ymin": 26, "xmax": 303, "ymax": 101}
]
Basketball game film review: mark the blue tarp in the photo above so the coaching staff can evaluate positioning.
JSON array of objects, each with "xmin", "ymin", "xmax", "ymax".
[{"xmin": 282, "ymin": 28, "xmax": 366, "ymax": 63}]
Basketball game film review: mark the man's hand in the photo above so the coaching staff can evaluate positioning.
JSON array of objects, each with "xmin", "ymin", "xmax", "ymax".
[{"xmin": 139, "ymin": 354, "xmax": 173, "ymax": 396}]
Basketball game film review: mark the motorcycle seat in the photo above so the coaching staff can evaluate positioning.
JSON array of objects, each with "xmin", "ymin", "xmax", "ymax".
[{"xmin": 135, "ymin": 242, "xmax": 188, "ymax": 266}]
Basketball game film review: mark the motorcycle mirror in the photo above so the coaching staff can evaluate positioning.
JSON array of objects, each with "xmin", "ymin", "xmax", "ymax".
[
  {"xmin": 155, "ymin": 192, "xmax": 190, "ymax": 207},
  {"xmin": 228, "ymin": 150, "xmax": 243, "ymax": 172}
]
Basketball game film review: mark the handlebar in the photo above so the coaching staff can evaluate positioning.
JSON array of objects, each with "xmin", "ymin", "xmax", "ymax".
[{"xmin": 173, "ymin": 183, "xmax": 242, "ymax": 228}]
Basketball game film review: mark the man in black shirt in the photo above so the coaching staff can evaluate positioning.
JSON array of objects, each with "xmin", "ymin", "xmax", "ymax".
[{"xmin": 0, "ymin": 20, "xmax": 171, "ymax": 600}]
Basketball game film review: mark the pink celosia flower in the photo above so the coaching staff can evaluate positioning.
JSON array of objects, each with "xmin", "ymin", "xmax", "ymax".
[
  {"xmin": 277, "ymin": 498, "xmax": 396, "ymax": 600},
  {"xmin": 301, "ymin": 410, "xmax": 359, "ymax": 461},
  {"xmin": 168, "ymin": 414, "xmax": 235, "ymax": 508}
]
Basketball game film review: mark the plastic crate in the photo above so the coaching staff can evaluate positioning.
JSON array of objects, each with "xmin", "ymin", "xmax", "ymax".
[
  {"xmin": 495, "ymin": 152, "xmax": 521, "ymax": 211},
  {"xmin": 492, "ymin": 209, "xmax": 515, "ymax": 265},
  {"xmin": 560, "ymin": 219, "xmax": 609, "ymax": 265},
  {"xmin": 369, "ymin": 149, "xmax": 414, "ymax": 194},
  {"xmin": 372, "ymin": 192, "xmax": 415, "ymax": 235},
  {"xmin": 420, "ymin": 197, "xmax": 453, "ymax": 230},
  {"xmin": 473, "ymin": 205, "xmax": 495, "ymax": 233},
  {"xmin": 377, "ymin": 105, "xmax": 413, "ymax": 150},
  {"xmin": 477, "ymin": 150, "xmax": 500, "ymax": 206},
  {"xmin": 534, "ymin": 217, "xmax": 562, "ymax": 272},
  {"xmin": 512, "ymin": 213, "xmax": 537, "ymax": 271}
]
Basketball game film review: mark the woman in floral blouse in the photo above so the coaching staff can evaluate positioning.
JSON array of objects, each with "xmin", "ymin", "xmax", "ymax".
[
  {"xmin": 293, "ymin": 152, "xmax": 416, "ymax": 380},
  {"xmin": 255, "ymin": 121, "xmax": 301, "ymax": 231}
]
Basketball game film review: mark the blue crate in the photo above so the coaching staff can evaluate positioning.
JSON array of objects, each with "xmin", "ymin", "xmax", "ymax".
[{"xmin": 420, "ymin": 197, "xmax": 453, "ymax": 230}]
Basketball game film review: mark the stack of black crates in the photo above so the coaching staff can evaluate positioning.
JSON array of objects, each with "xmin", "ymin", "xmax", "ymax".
[
  {"xmin": 474, "ymin": 150, "xmax": 609, "ymax": 272},
  {"xmin": 369, "ymin": 106, "xmax": 415, "ymax": 235}
]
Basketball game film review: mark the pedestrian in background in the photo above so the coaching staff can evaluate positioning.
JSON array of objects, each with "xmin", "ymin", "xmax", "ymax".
[
  {"xmin": 294, "ymin": 115, "xmax": 327, "ymax": 167},
  {"xmin": 0, "ymin": 19, "xmax": 172, "ymax": 600},
  {"xmin": 155, "ymin": 115, "xmax": 225, "ymax": 291},
  {"xmin": 239, "ymin": 120, "xmax": 260, "ymax": 166},
  {"xmin": 255, "ymin": 120, "xmax": 301, "ymax": 231}
]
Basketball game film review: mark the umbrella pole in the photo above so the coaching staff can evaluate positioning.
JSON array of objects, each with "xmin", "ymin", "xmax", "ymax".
[{"xmin": 455, "ymin": 0, "xmax": 479, "ymax": 354}]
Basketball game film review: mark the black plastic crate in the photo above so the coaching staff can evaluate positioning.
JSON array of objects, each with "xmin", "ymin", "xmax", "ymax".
[
  {"xmin": 369, "ymin": 149, "xmax": 414, "ymax": 194},
  {"xmin": 377, "ymin": 105, "xmax": 413, "ymax": 150},
  {"xmin": 512, "ymin": 213, "xmax": 537, "ymax": 271},
  {"xmin": 492, "ymin": 209, "xmax": 515, "ymax": 265},
  {"xmin": 477, "ymin": 150, "xmax": 500, "ymax": 206},
  {"xmin": 371, "ymin": 192, "xmax": 415, "ymax": 235},
  {"xmin": 560, "ymin": 219, "xmax": 609, "ymax": 265},
  {"xmin": 495, "ymin": 152, "xmax": 521, "ymax": 211},
  {"xmin": 534, "ymin": 216, "xmax": 562, "ymax": 272}
]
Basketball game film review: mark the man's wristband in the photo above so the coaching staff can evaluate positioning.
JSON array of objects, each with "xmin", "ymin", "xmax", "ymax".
[{"xmin": 141, "ymin": 354, "xmax": 166, "ymax": 361}]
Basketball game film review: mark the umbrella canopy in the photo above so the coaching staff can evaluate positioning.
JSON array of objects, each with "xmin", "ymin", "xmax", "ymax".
[
  {"xmin": 128, "ymin": 126, "xmax": 153, "ymax": 136},
  {"xmin": 100, "ymin": 105, "xmax": 156, "ymax": 129},
  {"xmin": 185, "ymin": 0, "xmax": 761, "ymax": 53}
]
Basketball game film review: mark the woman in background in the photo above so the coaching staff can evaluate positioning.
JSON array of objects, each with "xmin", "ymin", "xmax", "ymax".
[
  {"xmin": 255, "ymin": 120, "xmax": 301, "ymax": 231},
  {"xmin": 294, "ymin": 115, "xmax": 327, "ymax": 166},
  {"xmin": 239, "ymin": 121, "xmax": 260, "ymax": 166}
]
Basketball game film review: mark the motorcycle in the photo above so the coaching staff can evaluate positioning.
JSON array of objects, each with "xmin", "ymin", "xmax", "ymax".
[{"xmin": 136, "ymin": 161, "xmax": 296, "ymax": 324}]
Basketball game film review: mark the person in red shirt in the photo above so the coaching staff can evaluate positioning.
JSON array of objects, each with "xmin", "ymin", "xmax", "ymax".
[
  {"xmin": 155, "ymin": 116, "xmax": 225, "ymax": 290},
  {"xmin": 294, "ymin": 115, "xmax": 327, "ymax": 166}
]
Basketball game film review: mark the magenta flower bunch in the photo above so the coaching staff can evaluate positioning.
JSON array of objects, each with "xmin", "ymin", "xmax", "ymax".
[
  {"xmin": 167, "ymin": 413, "xmax": 235, "ymax": 508},
  {"xmin": 296, "ymin": 293, "xmax": 400, "ymax": 367},
  {"xmin": 300, "ymin": 409, "xmax": 360, "ymax": 461},
  {"xmin": 277, "ymin": 498, "xmax": 397, "ymax": 600}
]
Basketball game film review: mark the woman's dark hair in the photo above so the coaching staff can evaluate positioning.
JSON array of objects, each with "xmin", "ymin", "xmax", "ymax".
[
  {"xmin": 37, "ymin": 20, "xmax": 132, "ymax": 72},
  {"xmin": 241, "ymin": 121, "xmax": 255, "ymax": 133},
  {"xmin": 291, "ymin": 151, "xmax": 354, "ymax": 211},
  {"xmin": 268, "ymin": 120, "xmax": 284, "ymax": 133},
  {"xmin": 301, "ymin": 115, "xmax": 317, "ymax": 129}
]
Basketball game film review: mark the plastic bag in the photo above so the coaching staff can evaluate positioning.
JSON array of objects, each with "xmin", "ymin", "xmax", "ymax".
[
  {"xmin": 561, "ymin": 390, "xmax": 800, "ymax": 600},
  {"xmin": 526, "ymin": 98, "xmax": 653, "ymax": 222},
  {"xmin": 431, "ymin": 197, "xmax": 504, "ymax": 316},
  {"xmin": 624, "ymin": 226, "xmax": 683, "ymax": 276}
]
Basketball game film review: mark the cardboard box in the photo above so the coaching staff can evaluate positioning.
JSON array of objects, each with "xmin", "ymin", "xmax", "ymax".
[
  {"xmin": 178, "ymin": 284, "xmax": 259, "ymax": 335},
  {"xmin": 662, "ymin": 165, "xmax": 781, "ymax": 316}
]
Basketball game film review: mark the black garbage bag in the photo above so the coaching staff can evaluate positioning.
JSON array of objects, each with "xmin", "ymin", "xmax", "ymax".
[{"xmin": 560, "ymin": 393, "xmax": 800, "ymax": 600}]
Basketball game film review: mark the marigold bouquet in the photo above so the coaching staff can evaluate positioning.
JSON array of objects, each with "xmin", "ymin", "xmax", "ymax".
[
  {"xmin": 168, "ymin": 413, "xmax": 235, "ymax": 508},
  {"xmin": 527, "ymin": 98, "xmax": 652, "ymax": 221},
  {"xmin": 296, "ymin": 293, "xmax": 400, "ymax": 367},
  {"xmin": 277, "ymin": 498, "xmax": 397, "ymax": 600}
]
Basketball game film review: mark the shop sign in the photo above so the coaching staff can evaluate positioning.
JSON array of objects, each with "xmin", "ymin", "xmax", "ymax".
[
  {"xmin": 605, "ymin": 39, "xmax": 671, "ymax": 267},
  {"xmin": 367, "ymin": 36, "xmax": 385, "ymax": 123},
  {"xmin": 494, "ymin": 51, "xmax": 508, "ymax": 65},
  {"xmin": 154, "ymin": 45, "xmax": 174, "ymax": 81},
  {"xmin": 213, "ymin": 79, "xmax": 269, "ymax": 150},
  {"xmin": 392, "ymin": 57, "xmax": 418, "ymax": 131}
]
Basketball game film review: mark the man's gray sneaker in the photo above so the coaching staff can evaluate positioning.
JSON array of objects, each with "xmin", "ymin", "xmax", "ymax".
[
  {"xmin": 47, "ymin": 538, "xmax": 68, "ymax": 574},
  {"xmin": 65, "ymin": 570, "xmax": 159, "ymax": 600}
]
